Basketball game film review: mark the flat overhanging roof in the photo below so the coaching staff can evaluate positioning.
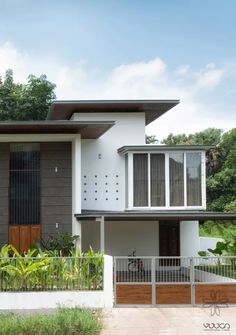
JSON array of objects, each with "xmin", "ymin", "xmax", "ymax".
[
  {"xmin": 0, "ymin": 121, "xmax": 115, "ymax": 139},
  {"xmin": 47, "ymin": 100, "xmax": 180, "ymax": 125},
  {"xmin": 75, "ymin": 210, "xmax": 236, "ymax": 221},
  {"xmin": 118, "ymin": 145, "xmax": 214, "ymax": 154}
]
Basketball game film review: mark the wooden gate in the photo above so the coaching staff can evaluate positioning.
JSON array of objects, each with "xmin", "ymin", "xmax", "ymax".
[{"xmin": 114, "ymin": 256, "xmax": 236, "ymax": 306}]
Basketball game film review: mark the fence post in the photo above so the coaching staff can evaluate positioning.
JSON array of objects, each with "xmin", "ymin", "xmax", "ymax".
[
  {"xmin": 151, "ymin": 257, "xmax": 156, "ymax": 306},
  {"xmin": 103, "ymin": 255, "xmax": 113, "ymax": 308},
  {"xmin": 190, "ymin": 257, "xmax": 195, "ymax": 306}
]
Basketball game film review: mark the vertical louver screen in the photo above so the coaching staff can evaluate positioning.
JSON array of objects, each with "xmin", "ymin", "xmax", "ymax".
[{"xmin": 9, "ymin": 143, "xmax": 40, "ymax": 225}]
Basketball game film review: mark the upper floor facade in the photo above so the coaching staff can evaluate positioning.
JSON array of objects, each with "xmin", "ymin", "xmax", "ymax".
[{"xmin": 48, "ymin": 100, "xmax": 209, "ymax": 213}]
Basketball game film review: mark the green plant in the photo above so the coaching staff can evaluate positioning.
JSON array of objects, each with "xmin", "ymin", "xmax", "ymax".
[
  {"xmin": 208, "ymin": 241, "xmax": 229, "ymax": 257},
  {"xmin": 198, "ymin": 251, "xmax": 210, "ymax": 257},
  {"xmin": 0, "ymin": 244, "xmax": 103, "ymax": 292},
  {"xmin": 0, "ymin": 246, "xmax": 52, "ymax": 291},
  {"xmin": 0, "ymin": 308, "xmax": 102, "ymax": 335},
  {"xmin": 37, "ymin": 232, "xmax": 79, "ymax": 256}
]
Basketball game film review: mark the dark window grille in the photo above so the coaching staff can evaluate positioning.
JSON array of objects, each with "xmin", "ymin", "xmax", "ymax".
[{"xmin": 9, "ymin": 143, "xmax": 40, "ymax": 225}]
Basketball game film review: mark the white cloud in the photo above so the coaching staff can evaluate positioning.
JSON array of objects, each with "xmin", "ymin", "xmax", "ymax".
[
  {"xmin": 175, "ymin": 65, "xmax": 190, "ymax": 76},
  {"xmin": 0, "ymin": 41, "xmax": 234, "ymax": 140},
  {"xmin": 195, "ymin": 62, "xmax": 225, "ymax": 89}
]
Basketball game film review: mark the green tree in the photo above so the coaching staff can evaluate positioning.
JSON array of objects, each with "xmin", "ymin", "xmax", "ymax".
[
  {"xmin": 0, "ymin": 69, "xmax": 56, "ymax": 121},
  {"xmin": 161, "ymin": 128, "xmax": 223, "ymax": 146},
  {"xmin": 207, "ymin": 128, "xmax": 236, "ymax": 212},
  {"xmin": 161, "ymin": 133, "xmax": 190, "ymax": 145},
  {"xmin": 145, "ymin": 135, "xmax": 158, "ymax": 144}
]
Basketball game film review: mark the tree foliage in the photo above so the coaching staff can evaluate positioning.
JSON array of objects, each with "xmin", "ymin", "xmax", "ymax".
[
  {"xmin": 161, "ymin": 128, "xmax": 223, "ymax": 146},
  {"xmin": 207, "ymin": 128, "xmax": 236, "ymax": 212},
  {"xmin": 145, "ymin": 134, "xmax": 158, "ymax": 144},
  {"xmin": 0, "ymin": 69, "xmax": 56, "ymax": 121}
]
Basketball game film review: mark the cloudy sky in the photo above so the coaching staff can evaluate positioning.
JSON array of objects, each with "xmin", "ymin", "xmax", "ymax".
[{"xmin": 0, "ymin": 0, "xmax": 235, "ymax": 139}]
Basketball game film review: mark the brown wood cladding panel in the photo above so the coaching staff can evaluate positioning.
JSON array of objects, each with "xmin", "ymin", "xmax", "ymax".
[
  {"xmin": 156, "ymin": 284, "xmax": 191, "ymax": 304},
  {"xmin": 9, "ymin": 225, "xmax": 41, "ymax": 253},
  {"xmin": 116, "ymin": 284, "xmax": 152, "ymax": 304},
  {"xmin": 195, "ymin": 284, "xmax": 236, "ymax": 304},
  {"xmin": 19, "ymin": 226, "xmax": 31, "ymax": 253},
  {"xmin": 9, "ymin": 226, "xmax": 19, "ymax": 250},
  {"xmin": 30, "ymin": 225, "xmax": 41, "ymax": 247}
]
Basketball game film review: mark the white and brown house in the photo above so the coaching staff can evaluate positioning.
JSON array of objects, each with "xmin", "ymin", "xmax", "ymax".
[{"xmin": 0, "ymin": 100, "xmax": 235, "ymax": 254}]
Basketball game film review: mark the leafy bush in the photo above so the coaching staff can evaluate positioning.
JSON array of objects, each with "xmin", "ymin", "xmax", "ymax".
[
  {"xmin": 0, "ymin": 245, "xmax": 103, "ymax": 292},
  {"xmin": 36, "ymin": 232, "xmax": 79, "ymax": 256},
  {"xmin": 0, "ymin": 308, "xmax": 102, "ymax": 335},
  {"xmin": 199, "ymin": 221, "xmax": 225, "ymax": 238}
]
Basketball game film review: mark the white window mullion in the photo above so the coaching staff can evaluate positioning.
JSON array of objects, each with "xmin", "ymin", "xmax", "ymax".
[
  {"xmin": 128, "ymin": 152, "xmax": 133, "ymax": 209},
  {"xmin": 165, "ymin": 153, "xmax": 170, "ymax": 207},
  {"xmin": 148, "ymin": 153, "xmax": 151, "ymax": 207},
  {"xmin": 184, "ymin": 152, "xmax": 187, "ymax": 207}
]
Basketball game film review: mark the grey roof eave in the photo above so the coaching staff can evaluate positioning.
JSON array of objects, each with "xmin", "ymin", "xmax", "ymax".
[
  {"xmin": 0, "ymin": 120, "xmax": 115, "ymax": 139},
  {"xmin": 118, "ymin": 145, "xmax": 214, "ymax": 154},
  {"xmin": 75, "ymin": 210, "xmax": 236, "ymax": 221},
  {"xmin": 47, "ymin": 99, "xmax": 180, "ymax": 125}
]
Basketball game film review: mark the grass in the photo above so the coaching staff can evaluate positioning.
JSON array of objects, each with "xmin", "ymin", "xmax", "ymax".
[{"xmin": 0, "ymin": 308, "xmax": 102, "ymax": 335}]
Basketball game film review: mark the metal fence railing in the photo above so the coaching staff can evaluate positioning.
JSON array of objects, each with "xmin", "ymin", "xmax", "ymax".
[
  {"xmin": 193, "ymin": 256, "xmax": 236, "ymax": 283},
  {"xmin": 0, "ymin": 256, "xmax": 103, "ymax": 292},
  {"xmin": 114, "ymin": 256, "xmax": 236, "ymax": 284}
]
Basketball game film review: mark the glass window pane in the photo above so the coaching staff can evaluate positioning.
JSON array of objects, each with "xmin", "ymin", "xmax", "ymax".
[
  {"xmin": 169, "ymin": 153, "xmax": 184, "ymax": 206},
  {"xmin": 187, "ymin": 153, "xmax": 202, "ymax": 206},
  {"xmin": 10, "ymin": 143, "xmax": 40, "ymax": 170},
  {"xmin": 151, "ymin": 154, "xmax": 165, "ymax": 206},
  {"xmin": 133, "ymin": 154, "xmax": 148, "ymax": 206},
  {"xmin": 9, "ymin": 143, "xmax": 40, "ymax": 225}
]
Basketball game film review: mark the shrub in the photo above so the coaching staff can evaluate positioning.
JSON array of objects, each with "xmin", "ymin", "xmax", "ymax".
[{"xmin": 36, "ymin": 232, "xmax": 80, "ymax": 256}]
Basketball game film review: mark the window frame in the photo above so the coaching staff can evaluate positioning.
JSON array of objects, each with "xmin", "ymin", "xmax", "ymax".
[{"xmin": 127, "ymin": 150, "xmax": 206, "ymax": 210}]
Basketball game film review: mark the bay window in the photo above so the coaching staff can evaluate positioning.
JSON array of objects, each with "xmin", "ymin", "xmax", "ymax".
[{"xmin": 131, "ymin": 151, "xmax": 204, "ymax": 208}]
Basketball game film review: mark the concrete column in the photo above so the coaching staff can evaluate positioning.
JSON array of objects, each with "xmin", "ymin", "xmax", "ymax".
[
  {"xmin": 103, "ymin": 255, "xmax": 113, "ymax": 307},
  {"xmin": 180, "ymin": 220, "xmax": 200, "ymax": 256},
  {"xmin": 96, "ymin": 216, "xmax": 105, "ymax": 253}
]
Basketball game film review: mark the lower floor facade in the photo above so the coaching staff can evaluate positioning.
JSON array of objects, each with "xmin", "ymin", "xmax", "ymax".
[{"xmin": 80, "ymin": 219, "xmax": 200, "ymax": 257}]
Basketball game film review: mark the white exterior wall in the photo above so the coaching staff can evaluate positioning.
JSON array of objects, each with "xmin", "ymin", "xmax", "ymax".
[
  {"xmin": 180, "ymin": 221, "xmax": 200, "ymax": 256},
  {"xmin": 72, "ymin": 112, "xmax": 145, "ymax": 211},
  {"xmin": 82, "ymin": 220, "xmax": 159, "ymax": 256},
  {"xmin": 199, "ymin": 236, "xmax": 223, "ymax": 252},
  {"xmin": 82, "ymin": 220, "xmax": 200, "ymax": 257},
  {"xmin": 0, "ymin": 255, "xmax": 113, "ymax": 310}
]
